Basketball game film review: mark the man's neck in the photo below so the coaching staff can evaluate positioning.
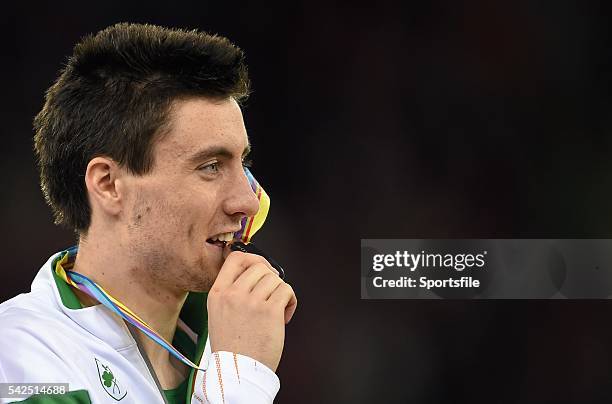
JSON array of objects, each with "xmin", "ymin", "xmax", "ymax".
[{"xmin": 71, "ymin": 235, "xmax": 190, "ymax": 389}]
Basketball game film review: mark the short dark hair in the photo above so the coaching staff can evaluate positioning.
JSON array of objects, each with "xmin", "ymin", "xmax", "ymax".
[{"xmin": 34, "ymin": 22, "xmax": 250, "ymax": 233}]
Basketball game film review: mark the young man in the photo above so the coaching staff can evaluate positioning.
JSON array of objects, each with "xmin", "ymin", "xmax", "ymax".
[{"xmin": 0, "ymin": 23, "xmax": 297, "ymax": 403}]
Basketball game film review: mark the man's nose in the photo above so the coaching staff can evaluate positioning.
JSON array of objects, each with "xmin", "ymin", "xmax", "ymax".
[{"xmin": 223, "ymin": 167, "xmax": 260, "ymax": 218}]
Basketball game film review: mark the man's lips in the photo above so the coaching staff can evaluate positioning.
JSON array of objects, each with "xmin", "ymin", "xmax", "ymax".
[
  {"xmin": 206, "ymin": 230, "xmax": 240, "ymax": 247},
  {"xmin": 206, "ymin": 239, "xmax": 228, "ymax": 248}
]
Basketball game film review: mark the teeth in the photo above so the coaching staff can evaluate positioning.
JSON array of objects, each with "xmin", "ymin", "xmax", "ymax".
[{"xmin": 212, "ymin": 232, "xmax": 234, "ymax": 242}]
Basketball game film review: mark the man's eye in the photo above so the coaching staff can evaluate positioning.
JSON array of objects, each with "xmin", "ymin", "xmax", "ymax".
[{"xmin": 199, "ymin": 162, "xmax": 219, "ymax": 173}]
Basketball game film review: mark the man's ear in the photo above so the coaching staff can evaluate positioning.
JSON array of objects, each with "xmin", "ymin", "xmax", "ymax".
[{"xmin": 84, "ymin": 157, "xmax": 124, "ymax": 217}]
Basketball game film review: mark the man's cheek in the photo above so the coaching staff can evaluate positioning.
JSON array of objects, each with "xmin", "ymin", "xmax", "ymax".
[{"xmin": 187, "ymin": 223, "xmax": 196, "ymax": 239}]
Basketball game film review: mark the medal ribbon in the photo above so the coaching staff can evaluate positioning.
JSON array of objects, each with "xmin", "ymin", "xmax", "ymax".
[
  {"xmin": 234, "ymin": 167, "xmax": 270, "ymax": 243},
  {"xmin": 55, "ymin": 168, "xmax": 270, "ymax": 370}
]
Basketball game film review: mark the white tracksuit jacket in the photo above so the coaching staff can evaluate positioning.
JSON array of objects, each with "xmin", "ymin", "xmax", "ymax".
[{"xmin": 0, "ymin": 249, "xmax": 280, "ymax": 403}]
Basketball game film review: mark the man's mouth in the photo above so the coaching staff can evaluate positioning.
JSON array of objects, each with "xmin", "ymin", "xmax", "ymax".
[{"xmin": 206, "ymin": 232, "xmax": 235, "ymax": 248}]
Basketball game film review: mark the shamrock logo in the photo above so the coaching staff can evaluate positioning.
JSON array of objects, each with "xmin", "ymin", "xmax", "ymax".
[
  {"xmin": 102, "ymin": 369, "xmax": 114, "ymax": 388},
  {"xmin": 95, "ymin": 358, "xmax": 127, "ymax": 400}
]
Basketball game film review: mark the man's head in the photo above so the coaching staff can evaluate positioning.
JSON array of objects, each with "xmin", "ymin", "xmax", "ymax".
[{"xmin": 34, "ymin": 23, "xmax": 260, "ymax": 291}]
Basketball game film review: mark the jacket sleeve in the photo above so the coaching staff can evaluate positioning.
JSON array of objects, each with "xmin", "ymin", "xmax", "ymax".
[
  {"xmin": 0, "ymin": 314, "xmax": 92, "ymax": 404},
  {"xmin": 190, "ymin": 338, "xmax": 280, "ymax": 403}
]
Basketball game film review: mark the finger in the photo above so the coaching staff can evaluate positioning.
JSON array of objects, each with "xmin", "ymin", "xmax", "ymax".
[
  {"xmin": 233, "ymin": 263, "xmax": 277, "ymax": 292},
  {"xmin": 223, "ymin": 244, "xmax": 278, "ymax": 277},
  {"xmin": 250, "ymin": 273, "xmax": 284, "ymax": 301},
  {"xmin": 284, "ymin": 296, "xmax": 298, "ymax": 324},
  {"xmin": 269, "ymin": 283, "xmax": 298, "ymax": 324},
  {"xmin": 213, "ymin": 251, "xmax": 277, "ymax": 289}
]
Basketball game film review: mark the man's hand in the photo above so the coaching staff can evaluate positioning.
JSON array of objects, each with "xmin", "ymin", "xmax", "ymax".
[{"xmin": 207, "ymin": 249, "xmax": 298, "ymax": 372}]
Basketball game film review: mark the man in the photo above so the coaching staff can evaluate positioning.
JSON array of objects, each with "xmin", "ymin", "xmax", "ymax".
[{"xmin": 0, "ymin": 23, "xmax": 297, "ymax": 404}]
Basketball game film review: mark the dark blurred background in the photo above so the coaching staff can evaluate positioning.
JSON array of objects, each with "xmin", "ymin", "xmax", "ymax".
[{"xmin": 3, "ymin": 0, "xmax": 612, "ymax": 402}]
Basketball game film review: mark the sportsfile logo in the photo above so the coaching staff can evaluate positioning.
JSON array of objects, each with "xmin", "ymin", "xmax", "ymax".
[
  {"xmin": 363, "ymin": 238, "xmax": 612, "ymax": 300},
  {"xmin": 372, "ymin": 250, "xmax": 487, "ymax": 272},
  {"xmin": 361, "ymin": 240, "xmax": 492, "ymax": 299}
]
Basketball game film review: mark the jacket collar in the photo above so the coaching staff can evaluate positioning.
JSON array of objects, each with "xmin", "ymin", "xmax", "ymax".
[
  {"xmin": 31, "ymin": 250, "xmax": 135, "ymax": 350},
  {"xmin": 33, "ymin": 248, "xmax": 208, "ymax": 352}
]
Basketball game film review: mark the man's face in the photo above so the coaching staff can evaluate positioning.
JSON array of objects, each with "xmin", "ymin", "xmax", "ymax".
[{"xmin": 119, "ymin": 97, "xmax": 260, "ymax": 293}]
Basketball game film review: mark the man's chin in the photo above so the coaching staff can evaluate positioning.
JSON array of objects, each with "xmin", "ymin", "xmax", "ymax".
[
  {"xmin": 186, "ymin": 258, "xmax": 223, "ymax": 292},
  {"xmin": 184, "ymin": 275, "xmax": 216, "ymax": 293}
]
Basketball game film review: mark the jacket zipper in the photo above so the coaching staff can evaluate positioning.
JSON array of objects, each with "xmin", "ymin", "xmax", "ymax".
[{"xmin": 125, "ymin": 321, "xmax": 171, "ymax": 404}]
